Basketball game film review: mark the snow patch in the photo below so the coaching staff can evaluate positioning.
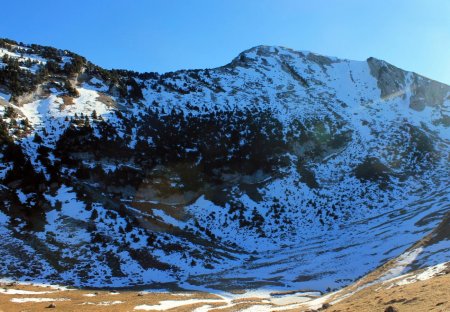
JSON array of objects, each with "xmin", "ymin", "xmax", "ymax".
[
  {"xmin": 134, "ymin": 299, "xmax": 224, "ymax": 310},
  {"xmin": 11, "ymin": 297, "xmax": 69, "ymax": 303}
]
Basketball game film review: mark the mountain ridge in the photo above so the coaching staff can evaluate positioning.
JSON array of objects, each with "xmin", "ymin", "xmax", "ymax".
[
  {"xmin": 0, "ymin": 38, "xmax": 448, "ymax": 293},
  {"xmin": 4, "ymin": 37, "xmax": 447, "ymax": 87}
]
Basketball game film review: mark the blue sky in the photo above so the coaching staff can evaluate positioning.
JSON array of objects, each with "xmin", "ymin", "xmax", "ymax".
[{"xmin": 1, "ymin": 0, "xmax": 449, "ymax": 84}]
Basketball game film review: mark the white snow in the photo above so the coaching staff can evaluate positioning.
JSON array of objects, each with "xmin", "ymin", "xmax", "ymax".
[
  {"xmin": 192, "ymin": 305, "xmax": 214, "ymax": 312},
  {"xmin": 381, "ymin": 247, "xmax": 424, "ymax": 281},
  {"xmin": 152, "ymin": 209, "xmax": 186, "ymax": 228},
  {"xmin": 0, "ymin": 289, "xmax": 56, "ymax": 295},
  {"xmin": 82, "ymin": 301, "xmax": 124, "ymax": 305},
  {"xmin": 82, "ymin": 293, "xmax": 97, "ymax": 297},
  {"xmin": 0, "ymin": 91, "xmax": 10, "ymax": 101},
  {"xmin": 240, "ymin": 305, "xmax": 272, "ymax": 312},
  {"xmin": 134, "ymin": 299, "xmax": 224, "ymax": 310},
  {"xmin": 11, "ymin": 297, "xmax": 69, "ymax": 303},
  {"xmin": 97, "ymin": 300, "xmax": 123, "ymax": 305},
  {"xmin": 384, "ymin": 261, "xmax": 449, "ymax": 288}
]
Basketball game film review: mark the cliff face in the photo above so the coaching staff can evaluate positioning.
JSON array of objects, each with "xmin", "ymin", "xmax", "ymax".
[{"xmin": 0, "ymin": 39, "xmax": 448, "ymax": 291}]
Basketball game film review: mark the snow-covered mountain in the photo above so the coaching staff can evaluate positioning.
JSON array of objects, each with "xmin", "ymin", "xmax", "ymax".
[{"xmin": 0, "ymin": 38, "xmax": 448, "ymax": 292}]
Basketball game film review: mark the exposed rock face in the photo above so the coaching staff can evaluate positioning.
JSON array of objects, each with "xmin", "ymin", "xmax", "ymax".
[
  {"xmin": 0, "ymin": 40, "xmax": 448, "ymax": 291},
  {"xmin": 13, "ymin": 85, "xmax": 50, "ymax": 106},
  {"xmin": 367, "ymin": 57, "xmax": 406, "ymax": 100},
  {"xmin": 409, "ymin": 75, "xmax": 450, "ymax": 111},
  {"xmin": 367, "ymin": 56, "xmax": 450, "ymax": 111}
]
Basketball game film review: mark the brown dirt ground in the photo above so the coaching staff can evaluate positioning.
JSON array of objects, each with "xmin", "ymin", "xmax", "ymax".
[
  {"xmin": 321, "ymin": 271, "xmax": 450, "ymax": 312},
  {"xmin": 0, "ymin": 265, "xmax": 448, "ymax": 312},
  {"xmin": 0, "ymin": 285, "xmax": 224, "ymax": 312}
]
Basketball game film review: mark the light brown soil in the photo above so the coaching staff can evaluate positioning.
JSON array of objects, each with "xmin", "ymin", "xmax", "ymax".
[
  {"xmin": 60, "ymin": 95, "xmax": 74, "ymax": 109},
  {"xmin": 323, "ymin": 271, "xmax": 450, "ymax": 312},
  {"xmin": 96, "ymin": 93, "xmax": 117, "ymax": 108},
  {"xmin": 1, "ymin": 264, "xmax": 448, "ymax": 311},
  {"xmin": 0, "ymin": 285, "xmax": 223, "ymax": 312}
]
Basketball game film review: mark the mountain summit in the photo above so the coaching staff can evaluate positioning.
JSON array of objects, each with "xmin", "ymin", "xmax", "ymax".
[{"xmin": 0, "ymin": 38, "xmax": 448, "ymax": 291}]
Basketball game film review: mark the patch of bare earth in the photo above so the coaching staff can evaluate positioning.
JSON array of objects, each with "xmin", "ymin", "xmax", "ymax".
[
  {"xmin": 0, "ymin": 284, "xmax": 222, "ymax": 312},
  {"xmin": 321, "ymin": 270, "xmax": 450, "ymax": 312},
  {"xmin": 1, "ymin": 263, "xmax": 448, "ymax": 311},
  {"xmin": 96, "ymin": 93, "xmax": 117, "ymax": 109},
  {"xmin": 60, "ymin": 95, "xmax": 74, "ymax": 110}
]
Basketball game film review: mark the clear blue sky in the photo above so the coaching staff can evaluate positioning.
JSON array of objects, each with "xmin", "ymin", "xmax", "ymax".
[{"xmin": 1, "ymin": 0, "xmax": 449, "ymax": 84}]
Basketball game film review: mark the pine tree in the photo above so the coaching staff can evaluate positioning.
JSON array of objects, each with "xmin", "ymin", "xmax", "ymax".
[{"xmin": 33, "ymin": 132, "xmax": 43, "ymax": 144}]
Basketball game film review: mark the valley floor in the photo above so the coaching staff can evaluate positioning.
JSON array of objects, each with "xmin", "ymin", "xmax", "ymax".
[{"xmin": 0, "ymin": 262, "xmax": 448, "ymax": 312}]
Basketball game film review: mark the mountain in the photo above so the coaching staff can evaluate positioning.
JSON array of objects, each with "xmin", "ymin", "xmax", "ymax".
[{"xmin": 0, "ymin": 38, "xmax": 448, "ymax": 293}]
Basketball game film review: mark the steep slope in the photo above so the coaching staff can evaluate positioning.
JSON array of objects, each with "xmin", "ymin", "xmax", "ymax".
[
  {"xmin": 304, "ymin": 261, "xmax": 450, "ymax": 312},
  {"xmin": 0, "ymin": 39, "xmax": 448, "ymax": 292}
]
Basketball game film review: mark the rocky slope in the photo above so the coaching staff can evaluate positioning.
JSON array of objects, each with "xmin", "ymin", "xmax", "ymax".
[{"xmin": 0, "ymin": 38, "xmax": 448, "ymax": 292}]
